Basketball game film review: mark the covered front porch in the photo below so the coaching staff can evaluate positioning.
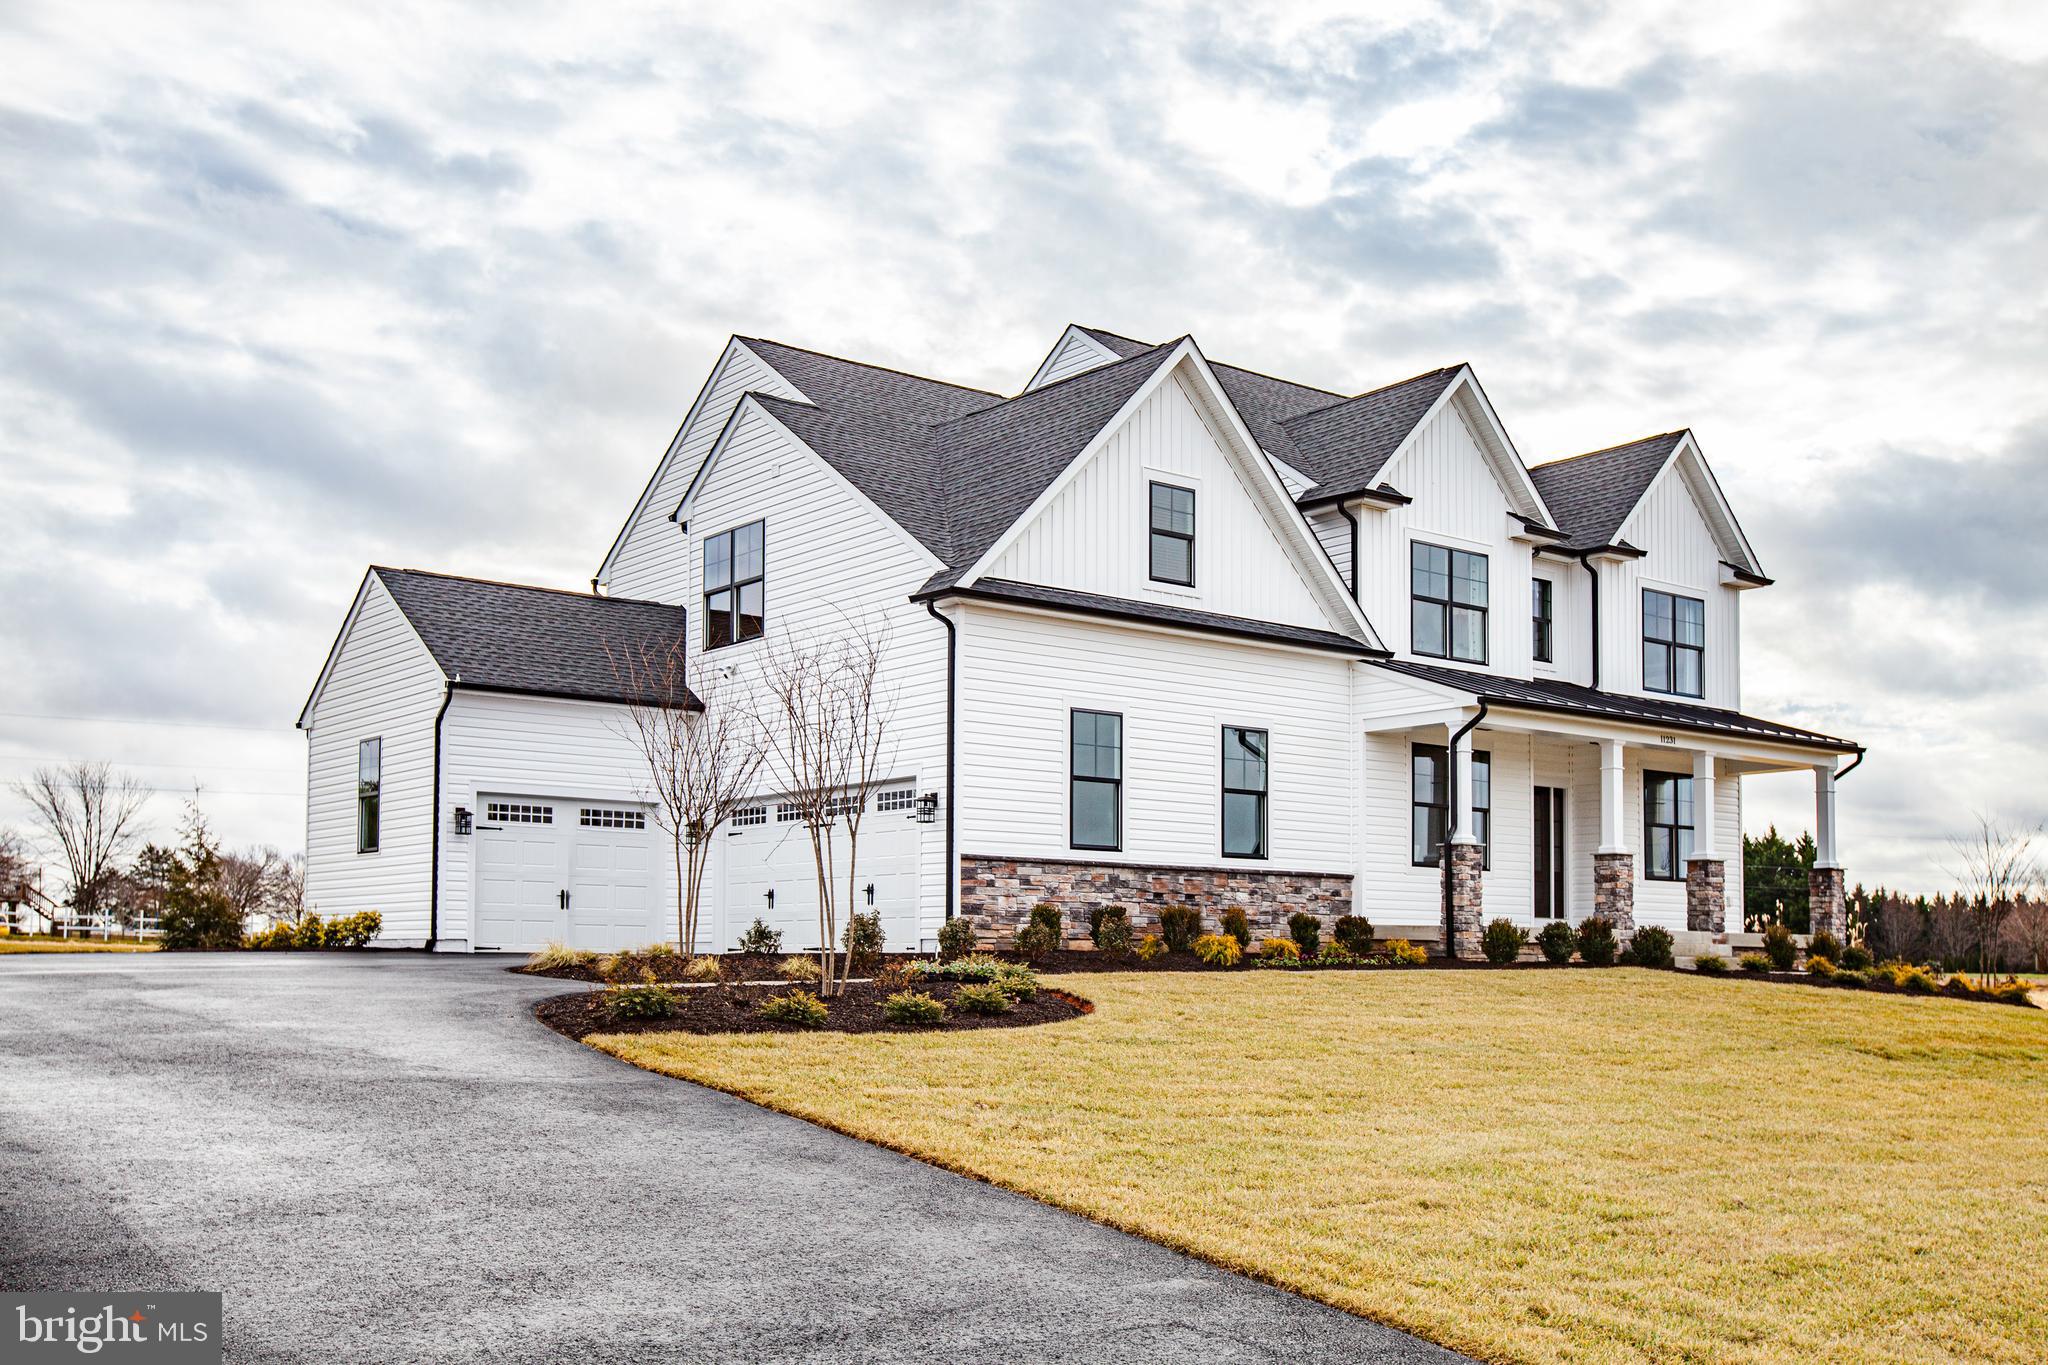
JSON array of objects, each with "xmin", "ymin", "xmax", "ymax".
[{"xmin": 1357, "ymin": 665, "xmax": 1862, "ymax": 959}]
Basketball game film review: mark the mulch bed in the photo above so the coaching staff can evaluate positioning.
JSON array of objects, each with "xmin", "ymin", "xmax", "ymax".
[
  {"xmin": 521, "ymin": 951, "xmax": 931, "ymax": 984},
  {"xmin": 536, "ymin": 979, "xmax": 1093, "ymax": 1040}
]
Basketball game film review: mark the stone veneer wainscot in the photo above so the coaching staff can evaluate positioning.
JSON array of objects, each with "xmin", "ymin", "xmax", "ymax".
[{"xmin": 958, "ymin": 854, "xmax": 1351, "ymax": 946}]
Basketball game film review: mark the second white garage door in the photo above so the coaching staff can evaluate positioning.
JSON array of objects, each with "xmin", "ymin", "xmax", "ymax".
[
  {"xmin": 719, "ymin": 785, "xmax": 923, "ymax": 953},
  {"xmin": 473, "ymin": 796, "xmax": 656, "ymax": 952}
]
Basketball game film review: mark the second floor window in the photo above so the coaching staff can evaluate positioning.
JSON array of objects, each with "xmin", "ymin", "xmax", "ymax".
[
  {"xmin": 1221, "ymin": 726, "xmax": 1268, "ymax": 859},
  {"xmin": 356, "ymin": 738, "xmax": 381, "ymax": 854},
  {"xmin": 1531, "ymin": 578, "xmax": 1554, "ymax": 663},
  {"xmin": 1412, "ymin": 541, "xmax": 1487, "ymax": 663},
  {"xmin": 1070, "ymin": 710, "xmax": 1123, "ymax": 851},
  {"xmin": 704, "ymin": 520, "xmax": 765, "ymax": 650},
  {"xmin": 1642, "ymin": 589, "xmax": 1704, "ymax": 697},
  {"xmin": 1411, "ymin": 743, "xmax": 1490, "ymax": 868},
  {"xmin": 1149, "ymin": 482, "xmax": 1195, "ymax": 585},
  {"xmin": 1644, "ymin": 772, "xmax": 1694, "ymax": 880}
]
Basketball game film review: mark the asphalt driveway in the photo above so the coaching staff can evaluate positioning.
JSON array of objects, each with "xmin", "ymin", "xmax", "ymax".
[{"xmin": 0, "ymin": 953, "xmax": 1465, "ymax": 1363}]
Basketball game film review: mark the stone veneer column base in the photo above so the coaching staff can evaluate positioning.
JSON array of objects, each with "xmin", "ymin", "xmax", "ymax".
[
  {"xmin": 1445, "ymin": 841, "xmax": 1484, "ymax": 960},
  {"xmin": 1593, "ymin": 852, "xmax": 1635, "ymax": 934},
  {"xmin": 956, "ymin": 854, "xmax": 1353, "ymax": 948},
  {"xmin": 1685, "ymin": 858, "xmax": 1726, "ymax": 934},
  {"xmin": 1809, "ymin": 866, "xmax": 1846, "ymax": 940}
]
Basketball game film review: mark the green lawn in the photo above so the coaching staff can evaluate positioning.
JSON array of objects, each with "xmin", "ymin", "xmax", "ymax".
[{"xmin": 594, "ymin": 969, "xmax": 2048, "ymax": 1364}]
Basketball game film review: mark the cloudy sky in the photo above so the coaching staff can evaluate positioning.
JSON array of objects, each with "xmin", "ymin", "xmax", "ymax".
[{"xmin": 2, "ymin": 0, "xmax": 2042, "ymax": 890}]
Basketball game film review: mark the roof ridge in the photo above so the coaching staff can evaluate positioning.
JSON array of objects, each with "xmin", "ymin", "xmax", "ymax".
[
  {"xmin": 738, "ymin": 335, "xmax": 1000, "ymax": 400},
  {"xmin": 1206, "ymin": 357, "xmax": 1349, "ymax": 401},
  {"xmin": 940, "ymin": 337, "xmax": 1184, "ymax": 427},
  {"xmin": 373, "ymin": 565, "xmax": 681, "ymax": 611},
  {"xmin": 1530, "ymin": 429, "xmax": 1689, "ymax": 471},
  {"xmin": 1278, "ymin": 364, "xmax": 1464, "ymax": 428}
]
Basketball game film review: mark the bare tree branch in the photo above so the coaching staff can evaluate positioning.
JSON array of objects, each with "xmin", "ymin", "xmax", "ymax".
[
  {"xmin": 1947, "ymin": 813, "xmax": 2042, "ymax": 984},
  {"xmin": 13, "ymin": 763, "xmax": 151, "ymax": 925}
]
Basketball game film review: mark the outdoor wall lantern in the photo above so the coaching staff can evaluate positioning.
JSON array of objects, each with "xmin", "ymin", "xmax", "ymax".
[
  {"xmin": 454, "ymin": 807, "xmax": 472, "ymax": 836},
  {"xmin": 916, "ymin": 791, "xmax": 939, "ymax": 824}
]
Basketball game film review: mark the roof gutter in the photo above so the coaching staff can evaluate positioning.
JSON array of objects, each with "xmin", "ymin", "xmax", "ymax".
[
  {"xmin": 924, "ymin": 600, "xmax": 958, "ymax": 922},
  {"xmin": 425, "ymin": 681, "xmax": 453, "ymax": 953},
  {"xmin": 1442, "ymin": 701, "xmax": 1489, "ymax": 954}
]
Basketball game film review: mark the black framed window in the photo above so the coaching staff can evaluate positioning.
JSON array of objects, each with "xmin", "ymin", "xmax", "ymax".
[
  {"xmin": 356, "ymin": 738, "xmax": 381, "ymax": 854},
  {"xmin": 1149, "ymin": 482, "xmax": 1195, "ymax": 586},
  {"xmin": 1642, "ymin": 589, "xmax": 1704, "ymax": 697},
  {"xmin": 703, "ymin": 520, "xmax": 765, "ymax": 650},
  {"xmin": 1411, "ymin": 542, "xmax": 1487, "ymax": 663},
  {"xmin": 1532, "ymin": 578, "xmax": 1554, "ymax": 663},
  {"xmin": 1069, "ymin": 710, "xmax": 1123, "ymax": 851},
  {"xmin": 1221, "ymin": 726, "xmax": 1268, "ymax": 859},
  {"xmin": 1410, "ymin": 743, "xmax": 1490, "ymax": 868},
  {"xmin": 1644, "ymin": 772, "xmax": 1694, "ymax": 880}
]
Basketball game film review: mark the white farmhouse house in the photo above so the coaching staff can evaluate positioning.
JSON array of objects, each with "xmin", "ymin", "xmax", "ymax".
[{"xmin": 300, "ymin": 325, "xmax": 1861, "ymax": 958}]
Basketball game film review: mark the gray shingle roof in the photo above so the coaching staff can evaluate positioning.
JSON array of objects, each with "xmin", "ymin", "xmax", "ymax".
[
  {"xmin": 916, "ymin": 576, "xmax": 1380, "ymax": 656},
  {"xmin": 1372, "ymin": 658, "xmax": 1857, "ymax": 752},
  {"xmin": 374, "ymin": 568, "xmax": 699, "ymax": 709},
  {"xmin": 1279, "ymin": 367, "xmax": 1464, "ymax": 501},
  {"xmin": 1527, "ymin": 432, "xmax": 1686, "ymax": 553}
]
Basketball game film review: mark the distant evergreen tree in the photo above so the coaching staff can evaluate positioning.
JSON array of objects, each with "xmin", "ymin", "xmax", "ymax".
[{"xmin": 1743, "ymin": 825, "xmax": 1815, "ymax": 932}]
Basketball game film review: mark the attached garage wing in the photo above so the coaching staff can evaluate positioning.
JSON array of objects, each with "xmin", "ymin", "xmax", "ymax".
[
  {"xmin": 473, "ymin": 796, "xmax": 657, "ymax": 953},
  {"xmin": 717, "ymin": 785, "xmax": 923, "ymax": 953}
]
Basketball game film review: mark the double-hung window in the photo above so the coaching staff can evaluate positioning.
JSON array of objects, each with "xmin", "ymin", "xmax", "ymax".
[
  {"xmin": 1149, "ymin": 482, "xmax": 1195, "ymax": 586},
  {"xmin": 1221, "ymin": 727, "xmax": 1268, "ymax": 859},
  {"xmin": 1642, "ymin": 589, "xmax": 1704, "ymax": 696},
  {"xmin": 356, "ymin": 738, "xmax": 381, "ymax": 854},
  {"xmin": 1069, "ymin": 710, "xmax": 1123, "ymax": 851},
  {"xmin": 1410, "ymin": 743, "xmax": 1490, "ymax": 868},
  {"xmin": 1531, "ymin": 578, "xmax": 1554, "ymax": 663},
  {"xmin": 1412, "ymin": 542, "xmax": 1488, "ymax": 663},
  {"xmin": 703, "ymin": 520, "xmax": 765, "ymax": 650},
  {"xmin": 1644, "ymin": 772, "xmax": 1694, "ymax": 880}
]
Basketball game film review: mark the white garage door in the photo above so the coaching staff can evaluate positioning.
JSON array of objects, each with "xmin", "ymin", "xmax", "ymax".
[
  {"xmin": 720, "ymin": 785, "xmax": 923, "ymax": 953},
  {"xmin": 473, "ymin": 796, "xmax": 656, "ymax": 952}
]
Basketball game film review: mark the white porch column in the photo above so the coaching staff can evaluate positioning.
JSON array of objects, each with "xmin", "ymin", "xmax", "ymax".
[
  {"xmin": 1689, "ymin": 749, "xmax": 1717, "ymax": 861},
  {"xmin": 1814, "ymin": 760, "xmax": 1840, "ymax": 869},
  {"xmin": 1598, "ymin": 739, "xmax": 1627, "ymax": 854},
  {"xmin": 1450, "ymin": 720, "xmax": 1479, "ymax": 845}
]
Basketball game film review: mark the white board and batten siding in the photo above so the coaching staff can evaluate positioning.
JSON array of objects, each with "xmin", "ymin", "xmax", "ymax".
[
  {"xmin": 1600, "ymin": 467, "xmax": 1743, "ymax": 709},
  {"xmin": 956, "ymin": 604, "xmax": 1357, "ymax": 875},
  {"xmin": 302, "ymin": 576, "xmax": 445, "ymax": 942},
  {"xmin": 987, "ymin": 372, "xmax": 1333, "ymax": 633}
]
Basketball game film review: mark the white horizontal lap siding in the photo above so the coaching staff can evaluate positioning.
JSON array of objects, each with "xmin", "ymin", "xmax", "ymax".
[
  {"xmin": 987, "ymin": 373, "xmax": 1333, "ymax": 631},
  {"xmin": 958, "ymin": 606, "xmax": 1354, "ymax": 873},
  {"xmin": 302, "ymin": 578, "xmax": 445, "ymax": 942},
  {"xmin": 1305, "ymin": 505, "xmax": 1353, "ymax": 594},
  {"xmin": 438, "ymin": 691, "xmax": 676, "ymax": 947},
  {"xmin": 1028, "ymin": 330, "xmax": 1121, "ymax": 389},
  {"xmin": 681, "ymin": 405, "xmax": 949, "ymax": 942},
  {"xmin": 606, "ymin": 341, "xmax": 798, "ymax": 603},
  {"xmin": 1354, "ymin": 405, "xmax": 1536, "ymax": 678},
  {"xmin": 1604, "ymin": 469, "xmax": 1742, "ymax": 708}
]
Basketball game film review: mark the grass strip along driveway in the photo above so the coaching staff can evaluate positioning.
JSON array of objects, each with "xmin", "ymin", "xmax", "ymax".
[{"xmin": 592, "ymin": 969, "xmax": 2048, "ymax": 1364}]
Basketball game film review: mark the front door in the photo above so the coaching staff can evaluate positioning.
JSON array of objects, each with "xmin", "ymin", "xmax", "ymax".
[{"xmin": 1534, "ymin": 786, "xmax": 1567, "ymax": 919}]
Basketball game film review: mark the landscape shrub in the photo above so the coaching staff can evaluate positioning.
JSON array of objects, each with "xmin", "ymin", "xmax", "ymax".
[
  {"xmin": 1481, "ymin": 919, "xmax": 1529, "ymax": 965},
  {"xmin": 596, "ymin": 952, "xmax": 639, "ymax": 982},
  {"xmin": 843, "ymin": 911, "xmax": 886, "ymax": 974},
  {"xmin": 873, "ymin": 962, "xmax": 917, "ymax": 994},
  {"xmin": 1220, "ymin": 907, "xmax": 1252, "ymax": 948},
  {"xmin": 1693, "ymin": 953, "xmax": 1730, "ymax": 976},
  {"xmin": 1832, "ymin": 967, "xmax": 1873, "ymax": 989},
  {"xmin": 1535, "ymin": 920, "xmax": 1577, "ymax": 965},
  {"xmin": 778, "ymin": 955, "xmax": 822, "ymax": 983},
  {"xmin": 1575, "ymin": 917, "xmax": 1619, "ymax": 967},
  {"xmin": 682, "ymin": 954, "xmax": 723, "ymax": 983},
  {"xmin": 1288, "ymin": 912, "xmax": 1322, "ymax": 958},
  {"xmin": 735, "ymin": 919, "xmax": 783, "ymax": 955},
  {"xmin": 1192, "ymin": 933, "xmax": 1242, "ymax": 967},
  {"xmin": 1259, "ymin": 937, "xmax": 1300, "ymax": 961},
  {"xmin": 1738, "ymin": 952, "xmax": 1774, "ymax": 973},
  {"xmin": 642, "ymin": 941, "xmax": 677, "ymax": 958},
  {"xmin": 936, "ymin": 914, "xmax": 977, "ymax": 962},
  {"xmin": 991, "ymin": 963, "xmax": 1039, "ymax": 1001},
  {"xmin": 1159, "ymin": 905, "xmax": 1202, "ymax": 954},
  {"xmin": 1624, "ymin": 925, "xmax": 1675, "ymax": 970},
  {"xmin": 1014, "ymin": 904, "xmax": 1062, "ymax": 962},
  {"xmin": 1763, "ymin": 922, "xmax": 1798, "ymax": 972},
  {"xmin": 246, "ymin": 922, "xmax": 296, "ymax": 951},
  {"xmin": 953, "ymin": 982, "xmax": 1013, "ymax": 1015},
  {"xmin": 158, "ymin": 891, "xmax": 243, "ymax": 951},
  {"xmin": 1133, "ymin": 933, "xmax": 1167, "ymax": 962},
  {"xmin": 1386, "ymin": 939, "xmax": 1427, "ymax": 966},
  {"xmin": 314, "ymin": 912, "xmax": 381, "ymax": 948},
  {"xmin": 1313, "ymin": 948, "xmax": 1361, "ymax": 966},
  {"xmin": 606, "ymin": 983, "xmax": 677, "ymax": 1020},
  {"xmin": 1332, "ymin": 915, "xmax": 1374, "ymax": 956},
  {"xmin": 916, "ymin": 953, "xmax": 1003, "ymax": 982},
  {"xmin": 1893, "ymin": 963, "xmax": 1937, "ymax": 995},
  {"xmin": 1988, "ymin": 979, "xmax": 2037, "ymax": 1006},
  {"xmin": 526, "ymin": 941, "xmax": 597, "ymax": 972},
  {"xmin": 1806, "ymin": 930, "xmax": 1843, "ymax": 965},
  {"xmin": 1090, "ymin": 906, "xmax": 1134, "ymax": 957},
  {"xmin": 757, "ymin": 990, "xmax": 829, "ymax": 1028},
  {"xmin": 1807, "ymin": 955, "xmax": 1837, "ymax": 980},
  {"xmin": 1840, "ymin": 944, "xmax": 1874, "ymax": 971},
  {"xmin": 883, "ymin": 990, "xmax": 947, "ymax": 1026},
  {"xmin": 291, "ymin": 915, "xmax": 327, "ymax": 950},
  {"xmin": 1942, "ymin": 973, "xmax": 1979, "ymax": 1000}
]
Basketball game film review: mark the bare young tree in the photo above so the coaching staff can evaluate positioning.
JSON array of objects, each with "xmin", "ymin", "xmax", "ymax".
[
  {"xmin": 2001, "ymin": 899, "xmax": 2048, "ymax": 974},
  {"xmin": 609, "ymin": 633, "xmax": 763, "ymax": 958},
  {"xmin": 1948, "ymin": 814, "xmax": 2042, "ymax": 984},
  {"xmin": 14, "ymin": 763, "xmax": 150, "ymax": 926},
  {"xmin": 216, "ymin": 846, "xmax": 301, "ymax": 926}
]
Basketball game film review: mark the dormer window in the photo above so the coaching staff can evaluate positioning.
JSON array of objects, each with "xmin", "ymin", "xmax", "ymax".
[
  {"xmin": 1148, "ymin": 482, "xmax": 1195, "ymax": 586},
  {"xmin": 1412, "ymin": 541, "xmax": 1487, "ymax": 664},
  {"xmin": 1642, "ymin": 589, "xmax": 1704, "ymax": 697},
  {"xmin": 704, "ymin": 520, "xmax": 765, "ymax": 650}
]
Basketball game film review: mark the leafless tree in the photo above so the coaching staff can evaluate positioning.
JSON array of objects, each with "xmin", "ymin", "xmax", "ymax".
[
  {"xmin": 609, "ymin": 632, "xmax": 763, "ymax": 958},
  {"xmin": 1948, "ymin": 814, "xmax": 2042, "ymax": 983},
  {"xmin": 2000, "ymin": 899, "xmax": 2048, "ymax": 974},
  {"xmin": 216, "ymin": 846, "xmax": 302, "ymax": 926},
  {"xmin": 756, "ymin": 622, "xmax": 897, "ymax": 997},
  {"xmin": 270, "ymin": 852, "xmax": 307, "ymax": 925},
  {"xmin": 0, "ymin": 826, "xmax": 30, "ymax": 897},
  {"xmin": 14, "ymin": 763, "xmax": 150, "ymax": 926}
]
